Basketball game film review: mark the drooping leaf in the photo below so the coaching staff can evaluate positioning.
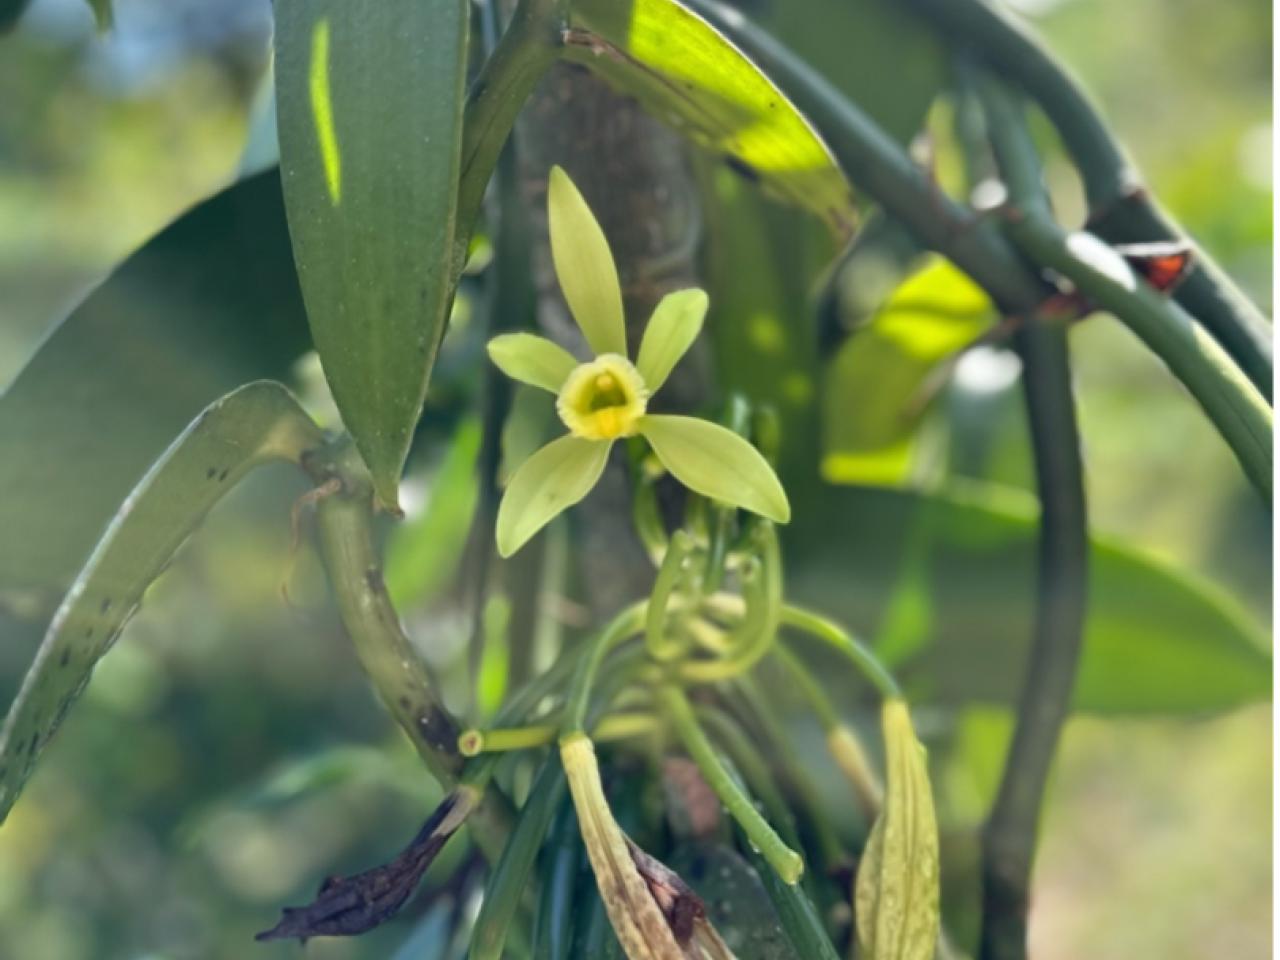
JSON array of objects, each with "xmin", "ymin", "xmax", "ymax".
[
  {"xmin": 0, "ymin": 171, "xmax": 311, "ymax": 594},
  {"xmin": 823, "ymin": 257, "xmax": 996, "ymax": 484},
  {"xmin": 784, "ymin": 482, "xmax": 1271, "ymax": 715},
  {"xmin": 274, "ymin": 0, "xmax": 470, "ymax": 511},
  {"xmin": 566, "ymin": 0, "xmax": 858, "ymax": 239},
  {"xmin": 0, "ymin": 381, "xmax": 323, "ymax": 822}
]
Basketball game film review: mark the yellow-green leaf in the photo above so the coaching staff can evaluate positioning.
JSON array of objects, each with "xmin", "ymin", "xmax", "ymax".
[
  {"xmin": 0, "ymin": 172, "xmax": 311, "ymax": 594},
  {"xmin": 823, "ymin": 257, "xmax": 996, "ymax": 485},
  {"xmin": 0, "ymin": 382, "xmax": 322, "ymax": 823},
  {"xmin": 566, "ymin": 0, "xmax": 857, "ymax": 239},
  {"xmin": 274, "ymin": 0, "xmax": 469, "ymax": 511}
]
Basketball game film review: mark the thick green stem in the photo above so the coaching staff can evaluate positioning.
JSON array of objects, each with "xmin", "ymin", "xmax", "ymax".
[
  {"xmin": 307, "ymin": 439, "xmax": 513, "ymax": 857},
  {"xmin": 311, "ymin": 442, "xmax": 463, "ymax": 784},
  {"xmin": 456, "ymin": 0, "xmax": 568, "ymax": 259},
  {"xmin": 899, "ymin": 0, "xmax": 1273, "ymax": 399},
  {"xmin": 977, "ymin": 80, "xmax": 1090, "ymax": 960},
  {"xmin": 981, "ymin": 82, "xmax": 1273, "ymax": 502},
  {"xmin": 683, "ymin": 0, "xmax": 1046, "ymax": 316}
]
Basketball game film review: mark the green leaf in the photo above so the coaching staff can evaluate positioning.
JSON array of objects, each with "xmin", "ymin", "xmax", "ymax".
[
  {"xmin": 0, "ymin": 171, "xmax": 311, "ymax": 594},
  {"xmin": 496, "ymin": 435, "xmax": 611, "ymax": 557},
  {"xmin": 85, "ymin": 0, "xmax": 111, "ymax": 31},
  {"xmin": 274, "ymin": 0, "xmax": 470, "ymax": 512},
  {"xmin": 547, "ymin": 167, "xmax": 628, "ymax": 357},
  {"xmin": 0, "ymin": 0, "xmax": 30, "ymax": 31},
  {"xmin": 384, "ymin": 415, "xmax": 482, "ymax": 610},
  {"xmin": 769, "ymin": 0, "xmax": 944, "ymax": 148},
  {"xmin": 635, "ymin": 289, "xmax": 709, "ymax": 393},
  {"xmin": 488, "ymin": 333, "xmax": 578, "ymax": 394},
  {"xmin": 468, "ymin": 759, "xmax": 566, "ymax": 960},
  {"xmin": 639, "ymin": 415, "xmax": 790, "ymax": 523},
  {"xmin": 566, "ymin": 0, "xmax": 858, "ymax": 238},
  {"xmin": 702, "ymin": 168, "xmax": 823, "ymax": 490},
  {"xmin": 823, "ymin": 257, "xmax": 996, "ymax": 484},
  {"xmin": 0, "ymin": 381, "xmax": 323, "ymax": 823},
  {"xmin": 784, "ymin": 482, "xmax": 1272, "ymax": 715}
]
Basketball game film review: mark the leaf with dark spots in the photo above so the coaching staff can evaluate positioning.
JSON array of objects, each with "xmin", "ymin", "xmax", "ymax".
[
  {"xmin": 257, "ymin": 789, "xmax": 470, "ymax": 941},
  {"xmin": 0, "ymin": 382, "xmax": 322, "ymax": 824}
]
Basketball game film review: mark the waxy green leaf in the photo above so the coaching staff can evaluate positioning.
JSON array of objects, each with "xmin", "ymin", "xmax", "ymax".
[
  {"xmin": 0, "ymin": 382, "xmax": 323, "ymax": 822},
  {"xmin": 784, "ymin": 483, "xmax": 1271, "ymax": 715},
  {"xmin": 770, "ymin": 0, "xmax": 943, "ymax": 148},
  {"xmin": 274, "ymin": 0, "xmax": 470, "ymax": 511},
  {"xmin": 0, "ymin": 172, "xmax": 310, "ymax": 594},
  {"xmin": 566, "ymin": 0, "xmax": 857, "ymax": 238},
  {"xmin": 823, "ymin": 257, "xmax": 996, "ymax": 484}
]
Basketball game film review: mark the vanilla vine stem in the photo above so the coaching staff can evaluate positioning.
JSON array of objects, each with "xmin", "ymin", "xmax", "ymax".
[
  {"xmin": 899, "ymin": 0, "xmax": 1273, "ymax": 400},
  {"xmin": 974, "ymin": 77, "xmax": 1089, "ymax": 960}
]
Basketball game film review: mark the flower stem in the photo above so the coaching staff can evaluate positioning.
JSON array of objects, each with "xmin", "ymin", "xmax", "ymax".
[
  {"xmin": 558, "ymin": 602, "xmax": 647, "ymax": 738},
  {"xmin": 974, "ymin": 77, "xmax": 1091, "ymax": 960},
  {"xmin": 659, "ymin": 685, "xmax": 804, "ymax": 884},
  {"xmin": 681, "ymin": 525, "xmax": 782, "ymax": 682},
  {"xmin": 779, "ymin": 604, "xmax": 901, "ymax": 699},
  {"xmin": 901, "ymin": 0, "xmax": 1273, "ymax": 399},
  {"xmin": 646, "ymin": 530, "xmax": 696, "ymax": 661}
]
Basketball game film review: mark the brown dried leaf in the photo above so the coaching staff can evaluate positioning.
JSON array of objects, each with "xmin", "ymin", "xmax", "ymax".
[{"xmin": 255, "ymin": 786, "xmax": 477, "ymax": 942}]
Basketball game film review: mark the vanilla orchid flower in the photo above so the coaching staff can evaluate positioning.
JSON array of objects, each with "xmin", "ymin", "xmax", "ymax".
[{"xmin": 488, "ymin": 166, "xmax": 790, "ymax": 557}]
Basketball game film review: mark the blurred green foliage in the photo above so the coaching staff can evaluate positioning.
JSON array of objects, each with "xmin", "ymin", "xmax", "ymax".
[{"xmin": 0, "ymin": 0, "xmax": 1270, "ymax": 959}]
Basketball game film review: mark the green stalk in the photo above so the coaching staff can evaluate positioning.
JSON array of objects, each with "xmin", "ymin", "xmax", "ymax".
[
  {"xmin": 455, "ymin": 0, "xmax": 569, "ymax": 256},
  {"xmin": 646, "ymin": 530, "xmax": 696, "ymax": 661},
  {"xmin": 975, "ymin": 78, "xmax": 1091, "ymax": 960},
  {"xmin": 730, "ymin": 676, "xmax": 845, "ymax": 869},
  {"xmin": 694, "ymin": 704, "xmax": 835, "ymax": 914},
  {"xmin": 558, "ymin": 603, "xmax": 647, "ymax": 738},
  {"xmin": 979, "ymin": 79, "xmax": 1272, "ymax": 502},
  {"xmin": 682, "ymin": 524, "xmax": 782, "ymax": 682},
  {"xmin": 682, "ymin": 0, "xmax": 1045, "ymax": 316},
  {"xmin": 659, "ymin": 685, "xmax": 804, "ymax": 884},
  {"xmin": 308, "ymin": 438, "xmax": 512, "ymax": 856},
  {"xmin": 311, "ymin": 442, "xmax": 462, "ymax": 784},
  {"xmin": 900, "ymin": 0, "xmax": 1273, "ymax": 398},
  {"xmin": 770, "ymin": 645, "xmax": 838, "ymax": 731},
  {"xmin": 779, "ymin": 605, "xmax": 900, "ymax": 699},
  {"xmin": 468, "ymin": 757, "xmax": 566, "ymax": 960}
]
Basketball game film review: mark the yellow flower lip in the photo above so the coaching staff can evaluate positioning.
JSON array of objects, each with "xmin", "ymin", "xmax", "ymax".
[{"xmin": 557, "ymin": 353, "xmax": 649, "ymax": 441}]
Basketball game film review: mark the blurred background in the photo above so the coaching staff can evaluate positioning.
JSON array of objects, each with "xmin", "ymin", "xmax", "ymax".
[{"xmin": 0, "ymin": 0, "xmax": 1271, "ymax": 958}]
